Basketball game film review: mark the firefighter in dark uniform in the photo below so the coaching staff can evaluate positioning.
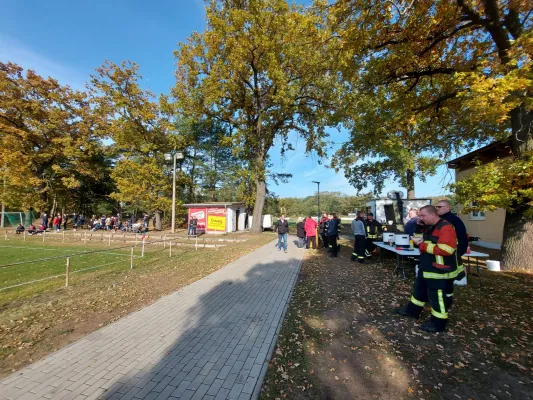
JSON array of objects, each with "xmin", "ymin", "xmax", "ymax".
[
  {"xmin": 364, "ymin": 212, "xmax": 382, "ymax": 260},
  {"xmin": 351, "ymin": 210, "xmax": 366, "ymax": 263},
  {"xmin": 395, "ymin": 205, "xmax": 459, "ymax": 332}
]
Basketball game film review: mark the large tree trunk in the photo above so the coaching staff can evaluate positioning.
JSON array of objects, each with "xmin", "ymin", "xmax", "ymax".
[
  {"xmin": 500, "ymin": 106, "xmax": 533, "ymax": 270},
  {"xmin": 405, "ymin": 169, "xmax": 415, "ymax": 199},
  {"xmin": 501, "ymin": 207, "xmax": 533, "ymax": 271},
  {"xmin": 250, "ymin": 178, "xmax": 266, "ymax": 234},
  {"xmin": 154, "ymin": 211, "xmax": 162, "ymax": 231}
]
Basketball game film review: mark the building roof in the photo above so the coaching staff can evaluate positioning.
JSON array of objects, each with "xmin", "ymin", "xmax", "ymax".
[
  {"xmin": 183, "ymin": 202, "xmax": 245, "ymax": 208},
  {"xmin": 447, "ymin": 139, "xmax": 512, "ymax": 170}
]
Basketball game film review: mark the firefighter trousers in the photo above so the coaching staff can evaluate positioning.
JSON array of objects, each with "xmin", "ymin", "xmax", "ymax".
[
  {"xmin": 405, "ymin": 269, "xmax": 454, "ymax": 331},
  {"xmin": 351, "ymin": 235, "xmax": 366, "ymax": 263},
  {"xmin": 366, "ymin": 238, "xmax": 377, "ymax": 255},
  {"xmin": 328, "ymin": 236, "xmax": 338, "ymax": 257},
  {"xmin": 321, "ymin": 234, "xmax": 329, "ymax": 249}
]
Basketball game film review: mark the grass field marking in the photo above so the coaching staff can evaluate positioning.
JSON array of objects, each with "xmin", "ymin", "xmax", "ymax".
[
  {"xmin": 0, "ymin": 258, "xmax": 131, "ymax": 292},
  {"xmin": 0, "ymin": 245, "xmax": 70, "ymax": 251},
  {"xmin": 0, "ymin": 242, "xmax": 140, "ymax": 269},
  {"xmin": 69, "ymin": 258, "xmax": 129, "ymax": 275},
  {"xmin": 0, "ymin": 254, "xmax": 75, "ymax": 269},
  {"xmin": 0, "ymin": 273, "xmax": 64, "ymax": 291}
]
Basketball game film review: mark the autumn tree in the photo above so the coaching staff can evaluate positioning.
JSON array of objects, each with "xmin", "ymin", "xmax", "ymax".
[
  {"xmin": 174, "ymin": 0, "xmax": 340, "ymax": 233},
  {"xmin": 89, "ymin": 61, "xmax": 176, "ymax": 230},
  {"xmin": 333, "ymin": 87, "xmax": 448, "ymax": 199},
  {"xmin": 0, "ymin": 62, "xmax": 107, "ymax": 215},
  {"xmin": 328, "ymin": 0, "xmax": 532, "ymax": 269}
]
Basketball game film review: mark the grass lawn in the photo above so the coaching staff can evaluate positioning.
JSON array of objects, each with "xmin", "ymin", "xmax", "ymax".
[
  {"xmin": 0, "ymin": 243, "xmax": 132, "ymax": 292},
  {"xmin": 0, "ymin": 231, "xmax": 276, "ymax": 377},
  {"xmin": 260, "ymin": 238, "xmax": 533, "ymax": 400}
]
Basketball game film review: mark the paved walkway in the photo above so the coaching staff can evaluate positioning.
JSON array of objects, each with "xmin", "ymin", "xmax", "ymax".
[{"xmin": 0, "ymin": 239, "xmax": 304, "ymax": 400}]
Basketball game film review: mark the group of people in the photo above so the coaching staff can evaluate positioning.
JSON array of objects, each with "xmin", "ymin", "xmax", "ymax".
[
  {"xmin": 273, "ymin": 199, "xmax": 468, "ymax": 333},
  {"xmin": 350, "ymin": 211, "xmax": 383, "ymax": 263},
  {"xmin": 34, "ymin": 212, "xmax": 152, "ymax": 233},
  {"xmin": 88, "ymin": 214, "xmax": 150, "ymax": 233},
  {"xmin": 295, "ymin": 216, "xmax": 318, "ymax": 249},
  {"xmin": 38, "ymin": 212, "xmax": 84, "ymax": 232},
  {"xmin": 274, "ymin": 213, "xmax": 342, "ymax": 258}
]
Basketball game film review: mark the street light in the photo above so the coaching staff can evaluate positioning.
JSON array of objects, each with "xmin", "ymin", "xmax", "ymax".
[
  {"xmin": 165, "ymin": 151, "xmax": 185, "ymax": 233},
  {"xmin": 312, "ymin": 181, "xmax": 320, "ymax": 223}
]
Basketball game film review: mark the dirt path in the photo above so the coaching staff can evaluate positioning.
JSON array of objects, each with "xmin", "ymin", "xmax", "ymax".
[{"xmin": 261, "ymin": 239, "xmax": 533, "ymax": 400}]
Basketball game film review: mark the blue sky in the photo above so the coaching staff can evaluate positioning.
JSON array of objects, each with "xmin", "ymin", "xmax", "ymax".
[{"xmin": 0, "ymin": 0, "xmax": 455, "ymax": 199}]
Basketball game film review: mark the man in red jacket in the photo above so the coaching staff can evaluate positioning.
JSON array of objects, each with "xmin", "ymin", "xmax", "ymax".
[{"xmin": 395, "ymin": 205, "xmax": 459, "ymax": 332}]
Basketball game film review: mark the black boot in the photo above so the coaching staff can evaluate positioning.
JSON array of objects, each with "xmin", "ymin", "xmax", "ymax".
[
  {"xmin": 394, "ymin": 308, "xmax": 419, "ymax": 319},
  {"xmin": 419, "ymin": 317, "xmax": 447, "ymax": 332}
]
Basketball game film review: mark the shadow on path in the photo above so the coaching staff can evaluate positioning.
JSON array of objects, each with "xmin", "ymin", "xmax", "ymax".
[{"xmin": 100, "ymin": 250, "xmax": 302, "ymax": 400}]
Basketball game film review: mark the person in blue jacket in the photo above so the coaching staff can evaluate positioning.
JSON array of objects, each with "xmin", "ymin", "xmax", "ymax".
[{"xmin": 326, "ymin": 213, "xmax": 340, "ymax": 258}]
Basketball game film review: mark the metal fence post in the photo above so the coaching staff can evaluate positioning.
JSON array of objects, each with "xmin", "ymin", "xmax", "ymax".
[
  {"xmin": 43, "ymin": 231, "xmax": 45, "ymax": 242},
  {"xmin": 142, "ymin": 238, "xmax": 145, "ymax": 257},
  {"xmin": 164, "ymin": 237, "xmax": 166, "ymax": 249},
  {"xmin": 195, "ymin": 235, "xmax": 198, "ymax": 251},
  {"xmin": 65, "ymin": 256, "xmax": 70, "ymax": 287},
  {"xmin": 24, "ymin": 230, "xmax": 26, "ymax": 241},
  {"xmin": 62, "ymin": 231, "xmax": 65, "ymax": 243},
  {"xmin": 130, "ymin": 247, "xmax": 134, "ymax": 269},
  {"xmin": 4, "ymin": 230, "xmax": 7, "ymax": 240},
  {"xmin": 108, "ymin": 234, "xmax": 111, "ymax": 246},
  {"xmin": 169, "ymin": 240, "xmax": 172, "ymax": 258}
]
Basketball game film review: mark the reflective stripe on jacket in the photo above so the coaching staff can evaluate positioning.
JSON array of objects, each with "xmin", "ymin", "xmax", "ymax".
[
  {"xmin": 418, "ymin": 219, "xmax": 458, "ymax": 279},
  {"xmin": 365, "ymin": 220, "xmax": 381, "ymax": 239}
]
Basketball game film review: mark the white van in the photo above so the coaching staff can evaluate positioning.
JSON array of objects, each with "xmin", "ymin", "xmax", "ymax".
[{"xmin": 261, "ymin": 214, "xmax": 273, "ymax": 231}]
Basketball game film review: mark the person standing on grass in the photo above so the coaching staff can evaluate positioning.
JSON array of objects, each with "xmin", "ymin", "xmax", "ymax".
[
  {"xmin": 351, "ymin": 211, "xmax": 366, "ymax": 263},
  {"xmin": 364, "ymin": 212, "xmax": 382, "ymax": 260},
  {"xmin": 319, "ymin": 213, "xmax": 329, "ymax": 249},
  {"xmin": 63, "ymin": 214, "xmax": 68, "ymax": 230},
  {"xmin": 395, "ymin": 205, "xmax": 458, "ymax": 333},
  {"xmin": 326, "ymin": 213, "xmax": 340, "ymax": 258},
  {"xmin": 143, "ymin": 214, "xmax": 149, "ymax": 229},
  {"xmin": 41, "ymin": 211, "xmax": 48, "ymax": 229},
  {"xmin": 305, "ymin": 215, "xmax": 318, "ymax": 249},
  {"xmin": 191, "ymin": 216, "xmax": 197, "ymax": 235},
  {"xmin": 435, "ymin": 200, "xmax": 469, "ymax": 283},
  {"xmin": 274, "ymin": 214, "xmax": 289, "ymax": 253},
  {"xmin": 53, "ymin": 213, "xmax": 61, "ymax": 232},
  {"xmin": 296, "ymin": 217, "xmax": 306, "ymax": 248}
]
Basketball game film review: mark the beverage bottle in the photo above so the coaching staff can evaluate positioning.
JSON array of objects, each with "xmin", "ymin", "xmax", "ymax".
[{"xmin": 409, "ymin": 239, "xmax": 414, "ymax": 250}]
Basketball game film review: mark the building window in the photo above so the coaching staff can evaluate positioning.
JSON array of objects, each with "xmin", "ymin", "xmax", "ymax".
[{"xmin": 470, "ymin": 202, "xmax": 485, "ymax": 220}]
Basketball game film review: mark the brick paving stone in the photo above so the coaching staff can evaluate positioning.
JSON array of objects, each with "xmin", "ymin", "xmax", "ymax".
[{"xmin": 0, "ymin": 239, "xmax": 303, "ymax": 400}]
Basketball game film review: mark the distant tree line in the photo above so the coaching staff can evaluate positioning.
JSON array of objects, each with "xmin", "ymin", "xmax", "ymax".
[{"xmin": 263, "ymin": 192, "xmax": 372, "ymax": 218}]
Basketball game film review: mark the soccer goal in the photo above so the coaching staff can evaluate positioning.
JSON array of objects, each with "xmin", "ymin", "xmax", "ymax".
[{"xmin": 0, "ymin": 211, "xmax": 36, "ymax": 228}]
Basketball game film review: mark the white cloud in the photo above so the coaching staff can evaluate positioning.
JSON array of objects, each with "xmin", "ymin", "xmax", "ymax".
[{"xmin": 0, "ymin": 34, "xmax": 88, "ymax": 89}]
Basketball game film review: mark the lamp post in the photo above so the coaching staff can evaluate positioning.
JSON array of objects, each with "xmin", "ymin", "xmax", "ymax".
[
  {"xmin": 165, "ymin": 151, "xmax": 185, "ymax": 234},
  {"xmin": 312, "ymin": 181, "xmax": 320, "ymax": 222}
]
